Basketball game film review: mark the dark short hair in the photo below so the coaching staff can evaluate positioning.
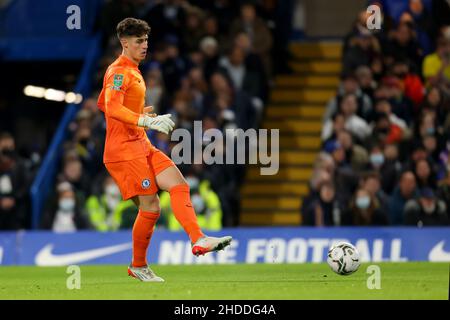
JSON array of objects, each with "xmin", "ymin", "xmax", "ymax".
[
  {"xmin": 0, "ymin": 132, "xmax": 13, "ymax": 142},
  {"xmin": 116, "ymin": 18, "xmax": 150, "ymax": 39}
]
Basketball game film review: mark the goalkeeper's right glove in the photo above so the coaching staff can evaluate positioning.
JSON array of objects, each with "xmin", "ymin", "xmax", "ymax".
[{"xmin": 137, "ymin": 114, "xmax": 175, "ymax": 134}]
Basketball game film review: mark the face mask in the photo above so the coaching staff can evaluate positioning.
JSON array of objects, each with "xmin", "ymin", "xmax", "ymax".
[
  {"xmin": 105, "ymin": 184, "xmax": 120, "ymax": 197},
  {"xmin": 423, "ymin": 204, "xmax": 436, "ymax": 214},
  {"xmin": 191, "ymin": 194, "xmax": 205, "ymax": 213},
  {"xmin": 59, "ymin": 198, "xmax": 75, "ymax": 211},
  {"xmin": 356, "ymin": 196, "xmax": 371, "ymax": 209},
  {"xmin": 106, "ymin": 195, "xmax": 120, "ymax": 210},
  {"xmin": 370, "ymin": 153, "xmax": 385, "ymax": 166},
  {"xmin": 426, "ymin": 127, "xmax": 435, "ymax": 135},
  {"xmin": 186, "ymin": 177, "xmax": 199, "ymax": 190}
]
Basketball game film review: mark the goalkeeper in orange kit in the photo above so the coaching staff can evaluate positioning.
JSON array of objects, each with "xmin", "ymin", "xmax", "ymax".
[{"xmin": 97, "ymin": 17, "xmax": 232, "ymax": 282}]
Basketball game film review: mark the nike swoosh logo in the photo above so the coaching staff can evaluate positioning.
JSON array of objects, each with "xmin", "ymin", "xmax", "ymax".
[
  {"xmin": 428, "ymin": 241, "xmax": 450, "ymax": 262},
  {"xmin": 35, "ymin": 242, "xmax": 132, "ymax": 266}
]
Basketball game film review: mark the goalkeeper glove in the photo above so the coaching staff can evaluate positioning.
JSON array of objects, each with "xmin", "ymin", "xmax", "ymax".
[{"xmin": 137, "ymin": 114, "xmax": 175, "ymax": 134}]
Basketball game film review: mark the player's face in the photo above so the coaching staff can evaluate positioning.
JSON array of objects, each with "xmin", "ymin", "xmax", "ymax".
[{"xmin": 126, "ymin": 35, "xmax": 148, "ymax": 62}]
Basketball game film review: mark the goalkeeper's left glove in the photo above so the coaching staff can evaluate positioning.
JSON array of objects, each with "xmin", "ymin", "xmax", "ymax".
[{"xmin": 137, "ymin": 114, "xmax": 175, "ymax": 134}]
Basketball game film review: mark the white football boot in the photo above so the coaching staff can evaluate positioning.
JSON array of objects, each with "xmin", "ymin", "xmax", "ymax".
[
  {"xmin": 191, "ymin": 236, "xmax": 233, "ymax": 256},
  {"xmin": 127, "ymin": 264, "xmax": 164, "ymax": 282}
]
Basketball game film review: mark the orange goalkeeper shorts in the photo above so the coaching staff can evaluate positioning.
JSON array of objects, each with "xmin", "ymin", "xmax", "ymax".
[{"xmin": 105, "ymin": 147, "xmax": 175, "ymax": 200}]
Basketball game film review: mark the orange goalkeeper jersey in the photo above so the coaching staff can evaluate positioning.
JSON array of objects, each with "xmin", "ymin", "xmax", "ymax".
[{"xmin": 97, "ymin": 54, "xmax": 152, "ymax": 163}]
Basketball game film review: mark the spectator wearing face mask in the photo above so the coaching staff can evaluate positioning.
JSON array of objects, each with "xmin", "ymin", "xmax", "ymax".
[
  {"xmin": 368, "ymin": 144, "xmax": 386, "ymax": 171},
  {"xmin": 85, "ymin": 176, "xmax": 137, "ymax": 231},
  {"xmin": 404, "ymin": 187, "xmax": 449, "ymax": 226},
  {"xmin": 361, "ymin": 172, "xmax": 390, "ymax": 214},
  {"xmin": 341, "ymin": 188, "xmax": 388, "ymax": 226},
  {"xmin": 160, "ymin": 174, "xmax": 223, "ymax": 231},
  {"xmin": 41, "ymin": 182, "xmax": 88, "ymax": 232}
]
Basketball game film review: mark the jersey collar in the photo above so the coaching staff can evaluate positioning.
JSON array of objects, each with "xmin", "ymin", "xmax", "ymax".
[{"xmin": 119, "ymin": 54, "xmax": 139, "ymax": 68}]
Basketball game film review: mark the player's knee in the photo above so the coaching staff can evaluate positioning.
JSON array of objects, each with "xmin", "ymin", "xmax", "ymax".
[{"xmin": 138, "ymin": 194, "xmax": 160, "ymax": 212}]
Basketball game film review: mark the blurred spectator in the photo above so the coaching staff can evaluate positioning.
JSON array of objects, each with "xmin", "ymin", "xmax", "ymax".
[
  {"xmin": 182, "ymin": 6, "xmax": 205, "ymax": 52},
  {"xmin": 202, "ymin": 71, "xmax": 256, "ymax": 130},
  {"xmin": 302, "ymin": 182, "xmax": 342, "ymax": 227},
  {"xmin": 336, "ymin": 130, "xmax": 369, "ymax": 172},
  {"xmin": 202, "ymin": 15, "xmax": 227, "ymax": 53},
  {"xmin": 229, "ymin": 2, "xmax": 273, "ymax": 77},
  {"xmin": 195, "ymin": 0, "xmax": 236, "ymax": 35},
  {"xmin": 422, "ymin": 36, "xmax": 450, "ymax": 94},
  {"xmin": 419, "ymin": 86, "xmax": 450, "ymax": 129},
  {"xmin": 199, "ymin": 36, "xmax": 220, "ymax": 81},
  {"xmin": 145, "ymin": 66, "xmax": 165, "ymax": 114},
  {"xmin": 143, "ymin": 0, "xmax": 186, "ymax": 45},
  {"xmin": 59, "ymin": 157, "xmax": 91, "ymax": 201},
  {"xmin": 41, "ymin": 182, "xmax": 88, "ymax": 232},
  {"xmin": 321, "ymin": 113, "xmax": 345, "ymax": 142},
  {"xmin": 379, "ymin": 76, "xmax": 414, "ymax": 125},
  {"xmin": 388, "ymin": 171, "xmax": 420, "ymax": 225},
  {"xmin": 343, "ymin": 10, "xmax": 388, "ymax": 54},
  {"xmin": 367, "ymin": 144, "xmax": 386, "ymax": 171},
  {"xmin": 323, "ymin": 140, "xmax": 347, "ymax": 168},
  {"xmin": 324, "ymin": 74, "xmax": 373, "ymax": 122},
  {"xmin": 380, "ymin": 143, "xmax": 403, "ymax": 194},
  {"xmin": 343, "ymin": 31, "xmax": 381, "ymax": 75},
  {"xmin": 323, "ymin": 94, "xmax": 372, "ymax": 144},
  {"xmin": 432, "ymin": 0, "xmax": 450, "ymax": 31},
  {"xmin": 369, "ymin": 112, "xmax": 404, "ymax": 146},
  {"xmin": 422, "ymin": 133, "xmax": 440, "ymax": 163},
  {"xmin": 161, "ymin": 36, "xmax": 188, "ymax": 95},
  {"xmin": 73, "ymin": 120, "xmax": 103, "ymax": 177},
  {"xmin": 413, "ymin": 158, "xmax": 437, "ymax": 189},
  {"xmin": 219, "ymin": 45, "xmax": 264, "ymax": 99},
  {"xmin": 302, "ymin": 153, "xmax": 335, "ymax": 214},
  {"xmin": 160, "ymin": 173, "xmax": 222, "ymax": 230},
  {"xmin": 404, "ymin": 187, "xmax": 449, "ymax": 226},
  {"xmin": 0, "ymin": 132, "xmax": 30, "ymax": 229},
  {"xmin": 341, "ymin": 188, "xmax": 388, "ymax": 226},
  {"xmin": 400, "ymin": 0, "xmax": 435, "ymax": 55},
  {"xmin": 390, "ymin": 59, "xmax": 425, "ymax": 108},
  {"xmin": 437, "ymin": 170, "xmax": 450, "ymax": 211},
  {"xmin": 372, "ymin": 99, "xmax": 408, "ymax": 131},
  {"xmin": 355, "ymin": 65, "xmax": 378, "ymax": 103},
  {"xmin": 337, "ymin": 94, "xmax": 371, "ymax": 142},
  {"xmin": 233, "ymin": 31, "xmax": 266, "ymax": 79},
  {"xmin": 324, "ymin": 140, "xmax": 359, "ymax": 206},
  {"xmin": 85, "ymin": 175, "xmax": 137, "ymax": 231},
  {"xmin": 361, "ymin": 172, "xmax": 390, "ymax": 213},
  {"xmin": 382, "ymin": 22, "xmax": 423, "ymax": 72}
]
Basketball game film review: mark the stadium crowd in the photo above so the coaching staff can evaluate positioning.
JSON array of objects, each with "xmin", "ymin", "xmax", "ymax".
[
  {"xmin": 3, "ymin": 0, "xmax": 449, "ymax": 232},
  {"xmin": 302, "ymin": 0, "xmax": 450, "ymax": 227},
  {"xmin": 37, "ymin": 0, "xmax": 283, "ymax": 232}
]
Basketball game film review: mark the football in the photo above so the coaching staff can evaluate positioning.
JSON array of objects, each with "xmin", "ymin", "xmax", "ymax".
[{"xmin": 327, "ymin": 242, "xmax": 361, "ymax": 275}]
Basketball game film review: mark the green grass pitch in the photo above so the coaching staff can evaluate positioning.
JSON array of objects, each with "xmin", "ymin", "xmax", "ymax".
[{"xmin": 0, "ymin": 262, "xmax": 448, "ymax": 300}]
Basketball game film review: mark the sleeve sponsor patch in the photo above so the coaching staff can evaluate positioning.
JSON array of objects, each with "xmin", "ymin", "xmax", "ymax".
[{"xmin": 112, "ymin": 74, "xmax": 124, "ymax": 90}]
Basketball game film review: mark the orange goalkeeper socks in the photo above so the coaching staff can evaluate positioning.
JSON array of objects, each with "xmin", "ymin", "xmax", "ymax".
[
  {"xmin": 169, "ymin": 184, "xmax": 204, "ymax": 244},
  {"xmin": 132, "ymin": 210, "xmax": 160, "ymax": 267}
]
